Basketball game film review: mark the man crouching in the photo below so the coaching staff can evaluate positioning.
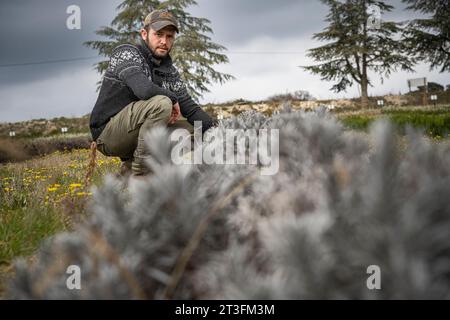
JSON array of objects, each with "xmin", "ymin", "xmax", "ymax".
[{"xmin": 89, "ymin": 9, "xmax": 216, "ymax": 176}]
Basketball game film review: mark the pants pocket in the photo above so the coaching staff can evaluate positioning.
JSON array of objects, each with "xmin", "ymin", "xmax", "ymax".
[{"xmin": 96, "ymin": 138, "xmax": 110, "ymax": 156}]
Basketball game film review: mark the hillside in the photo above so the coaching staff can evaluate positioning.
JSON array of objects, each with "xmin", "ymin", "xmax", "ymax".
[
  {"xmin": 0, "ymin": 115, "xmax": 90, "ymax": 139},
  {"xmin": 2, "ymin": 91, "xmax": 450, "ymax": 140}
]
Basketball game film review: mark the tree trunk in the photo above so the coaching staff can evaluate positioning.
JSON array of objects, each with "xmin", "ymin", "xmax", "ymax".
[
  {"xmin": 360, "ymin": 4, "xmax": 369, "ymax": 109},
  {"xmin": 360, "ymin": 52, "xmax": 369, "ymax": 108},
  {"xmin": 360, "ymin": 76, "xmax": 369, "ymax": 108}
]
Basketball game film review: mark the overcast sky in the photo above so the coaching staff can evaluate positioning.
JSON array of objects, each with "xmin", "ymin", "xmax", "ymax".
[{"xmin": 0, "ymin": 0, "xmax": 448, "ymax": 123}]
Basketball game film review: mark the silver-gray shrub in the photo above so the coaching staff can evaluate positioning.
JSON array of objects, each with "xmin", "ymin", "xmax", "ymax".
[{"xmin": 8, "ymin": 105, "xmax": 450, "ymax": 299}]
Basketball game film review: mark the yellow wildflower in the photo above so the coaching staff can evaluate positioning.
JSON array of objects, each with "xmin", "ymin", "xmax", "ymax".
[
  {"xmin": 47, "ymin": 187, "xmax": 58, "ymax": 192},
  {"xmin": 69, "ymin": 183, "xmax": 82, "ymax": 188}
]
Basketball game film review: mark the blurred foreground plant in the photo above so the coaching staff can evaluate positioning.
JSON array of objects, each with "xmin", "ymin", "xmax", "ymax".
[{"xmin": 7, "ymin": 106, "xmax": 450, "ymax": 299}]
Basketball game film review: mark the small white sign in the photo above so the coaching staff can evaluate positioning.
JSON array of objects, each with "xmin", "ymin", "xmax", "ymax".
[
  {"xmin": 9, "ymin": 131, "xmax": 15, "ymax": 137},
  {"xmin": 217, "ymin": 114, "xmax": 224, "ymax": 120},
  {"xmin": 431, "ymin": 95, "xmax": 438, "ymax": 101},
  {"xmin": 408, "ymin": 77, "xmax": 427, "ymax": 88},
  {"xmin": 61, "ymin": 127, "xmax": 68, "ymax": 133},
  {"xmin": 377, "ymin": 100, "xmax": 384, "ymax": 106}
]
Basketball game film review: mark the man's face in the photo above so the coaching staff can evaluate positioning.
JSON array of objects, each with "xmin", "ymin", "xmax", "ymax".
[{"xmin": 141, "ymin": 26, "xmax": 176, "ymax": 58}]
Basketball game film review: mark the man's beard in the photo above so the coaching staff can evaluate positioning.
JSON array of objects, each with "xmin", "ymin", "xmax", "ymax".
[{"xmin": 145, "ymin": 39, "xmax": 170, "ymax": 59}]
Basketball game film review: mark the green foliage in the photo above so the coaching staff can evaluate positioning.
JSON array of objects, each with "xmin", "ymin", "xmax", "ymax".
[
  {"xmin": 403, "ymin": 0, "xmax": 450, "ymax": 72},
  {"xmin": 84, "ymin": 0, "xmax": 234, "ymax": 100},
  {"xmin": 0, "ymin": 206, "xmax": 68, "ymax": 265},
  {"xmin": 340, "ymin": 115, "xmax": 375, "ymax": 130},
  {"xmin": 341, "ymin": 108, "xmax": 450, "ymax": 137},
  {"xmin": 0, "ymin": 150, "xmax": 121, "ymax": 270},
  {"xmin": 421, "ymin": 82, "xmax": 446, "ymax": 92},
  {"xmin": 303, "ymin": 0, "xmax": 415, "ymax": 106}
]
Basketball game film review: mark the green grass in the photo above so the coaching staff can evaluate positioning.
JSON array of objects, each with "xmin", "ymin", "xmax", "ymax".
[
  {"xmin": 340, "ymin": 106, "xmax": 450, "ymax": 138},
  {"xmin": 0, "ymin": 206, "xmax": 68, "ymax": 264},
  {"xmin": 0, "ymin": 149, "xmax": 121, "ymax": 295},
  {"xmin": 340, "ymin": 115, "xmax": 376, "ymax": 131}
]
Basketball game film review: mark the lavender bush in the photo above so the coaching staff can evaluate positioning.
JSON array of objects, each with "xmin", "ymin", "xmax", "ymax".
[{"xmin": 8, "ymin": 105, "xmax": 450, "ymax": 299}]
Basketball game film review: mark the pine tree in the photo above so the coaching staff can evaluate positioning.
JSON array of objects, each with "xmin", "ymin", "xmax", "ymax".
[
  {"xmin": 403, "ymin": 0, "xmax": 450, "ymax": 73},
  {"xmin": 303, "ymin": 0, "xmax": 415, "ymax": 108},
  {"xmin": 84, "ymin": 0, "xmax": 233, "ymax": 100}
]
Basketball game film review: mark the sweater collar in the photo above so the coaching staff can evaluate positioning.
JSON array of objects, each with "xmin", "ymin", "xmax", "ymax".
[{"xmin": 139, "ymin": 39, "xmax": 172, "ymax": 69}]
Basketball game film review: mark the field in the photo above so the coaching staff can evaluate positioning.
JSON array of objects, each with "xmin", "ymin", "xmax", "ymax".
[
  {"xmin": 1, "ymin": 104, "xmax": 450, "ymax": 298},
  {"xmin": 0, "ymin": 148, "xmax": 121, "ymax": 295},
  {"xmin": 337, "ymin": 105, "xmax": 450, "ymax": 138}
]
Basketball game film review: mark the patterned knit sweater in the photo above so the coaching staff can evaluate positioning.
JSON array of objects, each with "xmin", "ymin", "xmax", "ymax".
[{"xmin": 89, "ymin": 40, "xmax": 215, "ymax": 141}]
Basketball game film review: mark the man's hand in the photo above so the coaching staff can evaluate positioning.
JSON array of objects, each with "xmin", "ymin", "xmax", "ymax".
[{"xmin": 169, "ymin": 102, "xmax": 181, "ymax": 124}]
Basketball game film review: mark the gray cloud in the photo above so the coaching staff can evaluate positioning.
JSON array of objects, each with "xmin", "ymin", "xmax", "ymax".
[
  {"xmin": 0, "ymin": 0, "xmax": 448, "ymax": 123},
  {"xmin": 190, "ymin": 0, "xmax": 329, "ymax": 46},
  {"xmin": 0, "ymin": 0, "xmax": 121, "ymax": 86}
]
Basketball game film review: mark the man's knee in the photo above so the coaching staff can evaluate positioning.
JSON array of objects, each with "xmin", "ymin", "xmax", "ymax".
[{"xmin": 142, "ymin": 95, "xmax": 172, "ymax": 121}]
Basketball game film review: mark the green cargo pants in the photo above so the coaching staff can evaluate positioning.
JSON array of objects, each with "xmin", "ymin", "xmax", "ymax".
[{"xmin": 95, "ymin": 95, "xmax": 194, "ymax": 175}]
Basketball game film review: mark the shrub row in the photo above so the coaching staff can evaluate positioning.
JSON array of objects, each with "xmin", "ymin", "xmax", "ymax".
[{"xmin": 0, "ymin": 134, "xmax": 91, "ymax": 164}]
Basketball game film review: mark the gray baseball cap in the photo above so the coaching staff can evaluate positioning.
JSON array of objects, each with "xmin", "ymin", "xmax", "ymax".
[{"xmin": 144, "ymin": 9, "xmax": 179, "ymax": 33}]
